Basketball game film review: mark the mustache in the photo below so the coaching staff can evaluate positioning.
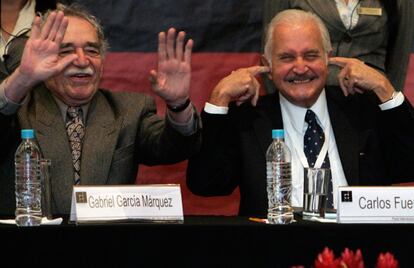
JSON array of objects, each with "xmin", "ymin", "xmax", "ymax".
[
  {"xmin": 64, "ymin": 67, "xmax": 94, "ymax": 76},
  {"xmin": 285, "ymin": 73, "xmax": 316, "ymax": 82}
]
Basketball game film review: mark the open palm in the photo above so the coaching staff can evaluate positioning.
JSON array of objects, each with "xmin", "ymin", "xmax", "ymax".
[
  {"xmin": 19, "ymin": 11, "xmax": 76, "ymax": 85},
  {"xmin": 150, "ymin": 28, "xmax": 193, "ymax": 106}
]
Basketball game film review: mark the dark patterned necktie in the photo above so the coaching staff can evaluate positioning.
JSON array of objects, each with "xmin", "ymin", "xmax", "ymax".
[
  {"xmin": 66, "ymin": 107, "xmax": 85, "ymax": 185},
  {"xmin": 304, "ymin": 109, "xmax": 333, "ymax": 208}
]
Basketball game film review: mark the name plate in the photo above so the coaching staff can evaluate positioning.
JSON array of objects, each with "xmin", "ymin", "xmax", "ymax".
[
  {"xmin": 70, "ymin": 184, "xmax": 184, "ymax": 223},
  {"xmin": 338, "ymin": 186, "xmax": 414, "ymax": 223},
  {"xmin": 357, "ymin": 7, "xmax": 382, "ymax": 16}
]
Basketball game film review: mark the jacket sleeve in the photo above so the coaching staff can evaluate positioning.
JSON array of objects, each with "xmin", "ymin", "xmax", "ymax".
[
  {"xmin": 186, "ymin": 110, "xmax": 241, "ymax": 196},
  {"xmin": 137, "ymin": 95, "xmax": 202, "ymax": 165}
]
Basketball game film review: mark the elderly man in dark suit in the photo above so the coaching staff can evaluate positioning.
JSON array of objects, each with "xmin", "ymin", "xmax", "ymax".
[
  {"xmin": 186, "ymin": 9, "xmax": 414, "ymax": 217},
  {"xmin": 0, "ymin": 4, "xmax": 201, "ymax": 215}
]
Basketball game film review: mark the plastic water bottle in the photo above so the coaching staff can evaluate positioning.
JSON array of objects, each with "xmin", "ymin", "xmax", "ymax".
[
  {"xmin": 15, "ymin": 129, "xmax": 42, "ymax": 226},
  {"xmin": 266, "ymin": 129, "xmax": 293, "ymax": 224}
]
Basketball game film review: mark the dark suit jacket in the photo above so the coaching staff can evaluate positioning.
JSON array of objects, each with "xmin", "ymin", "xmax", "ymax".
[
  {"xmin": 187, "ymin": 87, "xmax": 414, "ymax": 217},
  {"xmin": 262, "ymin": 0, "xmax": 414, "ymax": 91},
  {"xmin": 0, "ymin": 85, "xmax": 201, "ymax": 215}
]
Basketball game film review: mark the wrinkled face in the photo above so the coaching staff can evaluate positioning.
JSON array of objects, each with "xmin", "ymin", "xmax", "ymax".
[
  {"xmin": 45, "ymin": 16, "xmax": 103, "ymax": 106},
  {"xmin": 269, "ymin": 22, "xmax": 328, "ymax": 108}
]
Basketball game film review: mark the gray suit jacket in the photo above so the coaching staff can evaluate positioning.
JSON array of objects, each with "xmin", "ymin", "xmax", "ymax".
[
  {"xmin": 0, "ymin": 86, "xmax": 201, "ymax": 215},
  {"xmin": 263, "ymin": 0, "xmax": 414, "ymax": 91}
]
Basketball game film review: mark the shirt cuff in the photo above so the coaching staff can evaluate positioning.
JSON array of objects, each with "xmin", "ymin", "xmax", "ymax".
[
  {"xmin": 0, "ymin": 79, "xmax": 21, "ymax": 115},
  {"xmin": 204, "ymin": 102, "xmax": 229, "ymax": 114},
  {"xmin": 379, "ymin": 91, "xmax": 404, "ymax": 111},
  {"xmin": 167, "ymin": 108, "xmax": 197, "ymax": 136}
]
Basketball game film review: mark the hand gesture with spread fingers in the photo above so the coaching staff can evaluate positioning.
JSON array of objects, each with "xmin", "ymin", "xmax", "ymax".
[
  {"xmin": 18, "ymin": 11, "xmax": 77, "ymax": 86},
  {"xmin": 150, "ymin": 28, "xmax": 193, "ymax": 108}
]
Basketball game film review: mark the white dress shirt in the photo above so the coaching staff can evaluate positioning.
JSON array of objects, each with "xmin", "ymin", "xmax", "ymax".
[
  {"xmin": 279, "ymin": 90, "xmax": 346, "ymax": 208},
  {"xmin": 335, "ymin": 0, "xmax": 361, "ymax": 30}
]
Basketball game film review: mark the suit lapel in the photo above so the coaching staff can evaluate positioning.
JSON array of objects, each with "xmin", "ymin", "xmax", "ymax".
[
  {"xmin": 29, "ymin": 87, "xmax": 75, "ymax": 213},
  {"xmin": 20, "ymin": 88, "xmax": 122, "ymax": 213},
  {"xmin": 326, "ymin": 87, "xmax": 359, "ymax": 184},
  {"xmin": 306, "ymin": 0, "xmax": 347, "ymax": 32},
  {"xmin": 80, "ymin": 91, "xmax": 122, "ymax": 185},
  {"xmin": 353, "ymin": 0, "xmax": 383, "ymax": 32},
  {"xmin": 253, "ymin": 93, "xmax": 284, "ymax": 156}
]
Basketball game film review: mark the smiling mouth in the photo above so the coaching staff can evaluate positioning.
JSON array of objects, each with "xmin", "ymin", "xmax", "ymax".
[
  {"xmin": 70, "ymin": 73, "xmax": 92, "ymax": 78},
  {"xmin": 287, "ymin": 77, "xmax": 315, "ymax": 84},
  {"xmin": 68, "ymin": 74, "xmax": 93, "ymax": 84}
]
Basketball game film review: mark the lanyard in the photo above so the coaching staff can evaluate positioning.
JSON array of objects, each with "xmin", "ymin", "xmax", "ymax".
[{"xmin": 284, "ymin": 117, "xmax": 330, "ymax": 169}]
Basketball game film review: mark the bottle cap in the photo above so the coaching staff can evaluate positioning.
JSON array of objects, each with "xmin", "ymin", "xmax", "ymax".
[
  {"xmin": 21, "ymin": 129, "xmax": 35, "ymax": 139},
  {"xmin": 272, "ymin": 129, "xmax": 284, "ymax": 139}
]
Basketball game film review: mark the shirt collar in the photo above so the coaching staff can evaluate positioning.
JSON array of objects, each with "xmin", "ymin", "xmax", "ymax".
[
  {"xmin": 52, "ymin": 94, "xmax": 90, "ymax": 124},
  {"xmin": 15, "ymin": 0, "xmax": 36, "ymax": 35},
  {"xmin": 279, "ymin": 89, "xmax": 328, "ymax": 134}
]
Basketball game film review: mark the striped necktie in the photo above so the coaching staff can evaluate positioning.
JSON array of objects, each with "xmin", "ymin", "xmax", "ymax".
[{"xmin": 66, "ymin": 106, "xmax": 85, "ymax": 185}]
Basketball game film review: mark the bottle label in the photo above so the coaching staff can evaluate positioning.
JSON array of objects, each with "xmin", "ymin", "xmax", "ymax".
[{"xmin": 266, "ymin": 162, "xmax": 292, "ymax": 207}]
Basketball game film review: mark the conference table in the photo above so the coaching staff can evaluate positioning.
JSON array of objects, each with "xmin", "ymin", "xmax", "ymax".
[{"xmin": 1, "ymin": 215, "xmax": 411, "ymax": 267}]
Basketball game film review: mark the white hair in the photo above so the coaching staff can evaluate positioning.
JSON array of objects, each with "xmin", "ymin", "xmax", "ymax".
[{"xmin": 264, "ymin": 9, "xmax": 332, "ymax": 65}]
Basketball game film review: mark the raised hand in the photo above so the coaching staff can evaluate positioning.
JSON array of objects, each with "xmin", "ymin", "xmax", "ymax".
[
  {"xmin": 18, "ymin": 11, "xmax": 77, "ymax": 86},
  {"xmin": 329, "ymin": 57, "xmax": 395, "ymax": 102},
  {"xmin": 209, "ymin": 66, "xmax": 270, "ymax": 107},
  {"xmin": 4, "ymin": 11, "xmax": 78, "ymax": 103},
  {"xmin": 150, "ymin": 28, "xmax": 192, "ymax": 107}
]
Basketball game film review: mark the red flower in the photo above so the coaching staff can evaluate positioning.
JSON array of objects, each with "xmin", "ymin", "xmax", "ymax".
[
  {"xmin": 340, "ymin": 248, "xmax": 364, "ymax": 268},
  {"xmin": 301, "ymin": 247, "xmax": 400, "ymax": 268},
  {"xmin": 376, "ymin": 252, "xmax": 399, "ymax": 268},
  {"xmin": 314, "ymin": 247, "xmax": 342, "ymax": 268}
]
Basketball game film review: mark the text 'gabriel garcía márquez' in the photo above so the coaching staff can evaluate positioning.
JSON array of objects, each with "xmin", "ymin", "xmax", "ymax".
[{"xmin": 87, "ymin": 194, "xmax": 174, "ymax": 210}]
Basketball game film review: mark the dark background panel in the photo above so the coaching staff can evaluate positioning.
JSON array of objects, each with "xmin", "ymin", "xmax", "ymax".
[{"xmin": 67, "ymin": 0, "xmax": 264, "ymax": 52}]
